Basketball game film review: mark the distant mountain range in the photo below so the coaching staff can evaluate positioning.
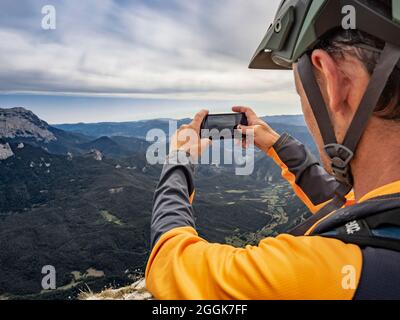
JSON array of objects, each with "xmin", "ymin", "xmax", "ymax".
[
  {"xmin": 53, "ymin": 115, "xmax": 306, "ymax": 140},
  {"xmin": 0, "ymin": 107, "xmax": 313, "ymax": 299}
]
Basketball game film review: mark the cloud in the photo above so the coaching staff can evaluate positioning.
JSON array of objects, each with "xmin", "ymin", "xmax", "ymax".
[{"xmin": 0, "ymin": 0, "xmax": 296, "ymax": 102}]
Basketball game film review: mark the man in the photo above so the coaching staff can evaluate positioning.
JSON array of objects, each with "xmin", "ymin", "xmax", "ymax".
[{"xmin": 146, "ymin": 0, "xmax": 400, "ymax": 299}]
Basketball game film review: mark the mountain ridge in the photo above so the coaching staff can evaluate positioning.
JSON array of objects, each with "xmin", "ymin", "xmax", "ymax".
[
  {"xmin": 0, "ymin": 107, "xmax": 56, "ymax": 142},
  {"xmin": 53, "ymin": 115, "xmax": 305, "ymax": 139},
  {"xmin": 0, "ymin": 107, "xmax": 312, "ymax": 299}
]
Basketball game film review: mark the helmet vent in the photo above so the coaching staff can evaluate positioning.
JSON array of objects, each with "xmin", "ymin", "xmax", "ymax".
[{"xmin": 274, "ymin": 20, "xmax": 283, "ymax": 33}]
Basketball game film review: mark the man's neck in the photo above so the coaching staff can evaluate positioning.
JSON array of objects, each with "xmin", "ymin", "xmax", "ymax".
[{"xmin": 351, "ymin": 118, "xmax": 400, "ymax": 201}]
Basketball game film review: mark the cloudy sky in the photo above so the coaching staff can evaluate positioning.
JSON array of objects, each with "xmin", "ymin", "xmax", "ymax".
[{"xmin": 0, "ymin": 0, "xmax": 300, "ymax": 123}]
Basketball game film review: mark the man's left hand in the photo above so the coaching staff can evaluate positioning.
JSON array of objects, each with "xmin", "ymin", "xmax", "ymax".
[{"xmin": 170, "ymin": 109, "xmax": 211, "ymax": 159}]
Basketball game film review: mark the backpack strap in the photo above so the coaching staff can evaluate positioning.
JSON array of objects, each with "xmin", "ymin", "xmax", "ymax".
[
  {"xmin": 318, "ymin": 207, "xmax": 400, "ymax": 252},
  {"xmin": 289, "ymin": 183, "xmax": 352, "ymax": 236}
]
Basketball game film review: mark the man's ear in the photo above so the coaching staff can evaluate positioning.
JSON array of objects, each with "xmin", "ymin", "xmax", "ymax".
[{"xmin": 311, "ymin": 49, "xmax": 348, "ymax": 114}]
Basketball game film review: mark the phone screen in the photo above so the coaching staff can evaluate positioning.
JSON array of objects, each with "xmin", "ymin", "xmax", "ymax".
[{"xmin": 201, "ymin": 113, "xmax": 248, "ymax": 139}]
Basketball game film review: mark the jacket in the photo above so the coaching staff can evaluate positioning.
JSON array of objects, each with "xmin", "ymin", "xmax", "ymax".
[{"xmin": 145, "ymin": 133, "xmax": 400, "ymax": 300}]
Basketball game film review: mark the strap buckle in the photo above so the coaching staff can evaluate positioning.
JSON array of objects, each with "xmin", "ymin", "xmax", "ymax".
[{"xmin": 324, "ymin": 143, "xmax": 354, "ymax": 186}]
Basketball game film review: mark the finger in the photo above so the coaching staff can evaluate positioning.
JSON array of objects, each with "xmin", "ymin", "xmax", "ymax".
[
  {"xmin": 232, "ymin": 106, "xmax": 257, "ymax": 118},
  {"xmin": 191, "ymin": 109, "xmax": 209, "ymax": 131},
  {"xmin": 237, "ymin": 125, "xmax": 255, "ymax": 136}
]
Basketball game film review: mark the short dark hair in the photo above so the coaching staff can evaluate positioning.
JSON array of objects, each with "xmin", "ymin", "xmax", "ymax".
[{"xmin": 316, "ymin": 0, "xmax": 400, "ymax": 120}]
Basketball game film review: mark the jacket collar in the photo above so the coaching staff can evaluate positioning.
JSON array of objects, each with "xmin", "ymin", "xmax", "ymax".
[{"xmin": 359, "ymin": 180, "xmax": 400, "ymax": 203}]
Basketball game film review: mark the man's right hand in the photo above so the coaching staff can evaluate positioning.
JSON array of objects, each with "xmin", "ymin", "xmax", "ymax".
[{"xmin": 233, "ymin": 106, "xmax": 280, "ymax": 154}]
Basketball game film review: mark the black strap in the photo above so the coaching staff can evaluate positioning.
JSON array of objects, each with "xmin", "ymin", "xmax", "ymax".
[
  {"xmin": 297, "ymin": 54, "xmax": 355, "ymax": 186},
  {"xmin": 327, "ymin": 234, "xmax": 400, "ymax": 252},
  {"xmin": 366, "ymin": 207, "xmax": 400, "ymax": 228},
  {"xmin": 319, "ymin": 207, "xmax": 400, "ymax": 252},
  {"xmin": 289, "ymin": 183, "xmax": 351, "ymax": 236},
  {"xmin": 297, "ymin": 54, "xmax": 337, "ymax": 146},
  {"xmin": 343, "ymin": 43, "xmax": 400, "ymax": 152}
]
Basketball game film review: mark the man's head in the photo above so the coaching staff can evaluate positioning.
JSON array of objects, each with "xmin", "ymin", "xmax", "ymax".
[
  {"xmin": 293, "ymin": 26, "xmax": 400, "ymax": 171},
  {"xmin": 250, "ymin": 0, "xmax": 400, "ymax": 186}
]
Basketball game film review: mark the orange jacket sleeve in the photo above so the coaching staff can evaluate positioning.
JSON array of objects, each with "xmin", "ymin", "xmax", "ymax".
[
  {"xmin": 268, "ymin": 134, "xmax": 354, "ymax": 214},
  {"xmin": 146, "ymin": 227, "xmax": 362, "ymax": 300}
]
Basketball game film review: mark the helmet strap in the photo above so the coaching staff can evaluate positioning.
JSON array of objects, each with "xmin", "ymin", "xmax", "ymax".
[
  {"xmin": 290, "ymin": 43, "xmax": 400, "ymax": 236},
  {"xmin": 297, "ymin": 43, "xmax": 400, "ymax": 188}
]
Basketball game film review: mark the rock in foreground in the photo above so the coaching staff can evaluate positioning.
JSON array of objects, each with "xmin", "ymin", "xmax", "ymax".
[{"xmin": 80, "ymin": 279, "xmax": 153, "ymax": 300}]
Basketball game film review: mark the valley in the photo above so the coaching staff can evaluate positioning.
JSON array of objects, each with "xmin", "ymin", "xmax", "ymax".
[{"xmin": 0, "ymin": 107, "xmax": 314, "ymax": 299}]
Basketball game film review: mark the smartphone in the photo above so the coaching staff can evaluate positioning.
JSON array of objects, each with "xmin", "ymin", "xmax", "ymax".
[{"xmin": 201, "ymin": 113, "xmax": 248, "ymax": 139}]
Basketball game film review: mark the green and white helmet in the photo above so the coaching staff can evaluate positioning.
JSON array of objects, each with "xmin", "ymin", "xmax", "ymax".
[{"xmin": 249, "ymin": 0, "xmax": 400, "ymax": 70}]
